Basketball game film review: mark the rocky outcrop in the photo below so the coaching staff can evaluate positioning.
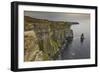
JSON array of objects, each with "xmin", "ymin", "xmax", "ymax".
[{"xmin": 24, "ymin": 16, "xmax": 73, "ymax": 61}]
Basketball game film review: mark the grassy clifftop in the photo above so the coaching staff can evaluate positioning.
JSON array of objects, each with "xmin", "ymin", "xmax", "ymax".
[{"xmin": 24, "ymin": 16, "xmax": 71, "ymax": 31}]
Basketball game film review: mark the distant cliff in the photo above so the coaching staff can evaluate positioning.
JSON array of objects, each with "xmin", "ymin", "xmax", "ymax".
[{"xmin": 24, "ymin": 16, "xmax": 73, "ymax": 61}]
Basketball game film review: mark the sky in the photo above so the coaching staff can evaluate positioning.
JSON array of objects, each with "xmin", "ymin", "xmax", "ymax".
[{"xmin": 24, "ymin": 11, "xmax": 90, "ymax": 22}]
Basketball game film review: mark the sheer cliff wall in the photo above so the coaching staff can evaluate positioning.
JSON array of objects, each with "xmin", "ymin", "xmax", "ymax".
[{"xmin": 24, "ymin": 16, "xmax": 73, "ymax": 61}]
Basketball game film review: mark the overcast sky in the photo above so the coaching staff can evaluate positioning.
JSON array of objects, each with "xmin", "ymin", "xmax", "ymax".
[{"xmin": 24, "ymin": 11, "xmax": 90, "ymax": 22}]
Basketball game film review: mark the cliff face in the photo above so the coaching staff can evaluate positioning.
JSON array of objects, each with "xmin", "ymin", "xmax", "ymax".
[{"xmin": 24, "ymin": 16, "xmax": 73, "ymax": 62}]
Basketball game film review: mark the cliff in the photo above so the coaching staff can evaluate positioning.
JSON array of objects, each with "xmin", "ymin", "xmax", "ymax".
[{"xmin": 24, "ymin": 16, "xmax": 73, "ymax": 61}]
